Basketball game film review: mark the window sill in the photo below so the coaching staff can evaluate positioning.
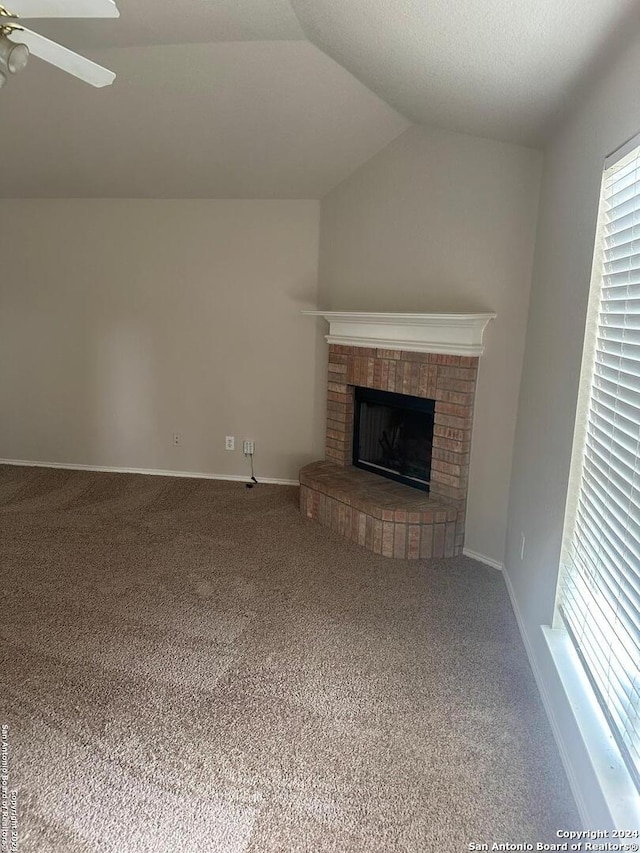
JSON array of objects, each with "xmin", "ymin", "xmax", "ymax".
[{"xmin": 542, "ymin": 625, "xmax": 640, "ymax": 828}]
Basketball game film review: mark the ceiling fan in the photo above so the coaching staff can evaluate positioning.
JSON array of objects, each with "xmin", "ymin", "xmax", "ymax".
[{"xmin": 0, "ymin": 0, "xmax": 119, "ymax": 89}]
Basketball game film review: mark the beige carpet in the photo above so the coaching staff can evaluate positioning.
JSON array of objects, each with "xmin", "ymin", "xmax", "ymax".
[{"xmin": 0, "ymin": 464, "xmax": 579, "ymax": 852}]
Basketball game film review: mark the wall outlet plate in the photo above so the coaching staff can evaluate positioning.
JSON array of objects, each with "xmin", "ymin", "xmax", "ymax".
[
  {"xmin": 225, "ymin": 436, "xmax": 235, "ymax": 451},
  {"xmin": 243, "ymin": 440, "xmax": 255, "ymax": 455}
]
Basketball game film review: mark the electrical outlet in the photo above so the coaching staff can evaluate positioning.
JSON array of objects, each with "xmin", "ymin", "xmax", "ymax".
[
  {"xmin": 172, "ymin": 432, "xmax": 181, "ymax": 446},
  {"xmin": 520, "ymin": 533, "xmax": 526, "ymax": 561},
  {"xmin": 243, "ymin": 440, "xmax": 255, "ymax": 456},
  {"xmin": 225, "ymin": 436, "xmax": 235, "ymax": 451}
]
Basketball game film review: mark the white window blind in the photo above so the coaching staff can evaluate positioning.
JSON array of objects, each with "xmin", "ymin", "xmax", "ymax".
[{"xmin": 559, "ymin": 138, "xmax": 640, "ymax": 792}]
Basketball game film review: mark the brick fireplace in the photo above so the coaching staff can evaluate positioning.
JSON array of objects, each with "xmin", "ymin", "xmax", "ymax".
[{"xmin": 299, "ymin": 312, "xmax": 494, "ymax": 559}]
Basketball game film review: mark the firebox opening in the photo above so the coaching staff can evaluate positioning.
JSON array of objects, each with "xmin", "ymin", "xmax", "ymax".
[{"xmin": 352, "ymin": 386, "xmax": 435, "ymax": 492}]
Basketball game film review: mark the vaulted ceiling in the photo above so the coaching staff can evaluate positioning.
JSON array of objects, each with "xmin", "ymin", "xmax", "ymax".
[{"xmin": 0, "ymin": 0, "xmax": 634, "ymax": 198}]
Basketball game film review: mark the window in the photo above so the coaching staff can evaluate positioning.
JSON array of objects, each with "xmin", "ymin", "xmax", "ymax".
[{"xmin": 559, "ymin": 135, "xmax": 640, "ymax": 792}]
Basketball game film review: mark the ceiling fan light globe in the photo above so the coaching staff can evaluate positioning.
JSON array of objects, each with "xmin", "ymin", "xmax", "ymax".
[
  {"xmin": 0, "ymin": 34, "xmax": 28, "ymax": 75},
  {"xmin": 7, "ymin": 43, "xmax": 29, "ymax": 74}
]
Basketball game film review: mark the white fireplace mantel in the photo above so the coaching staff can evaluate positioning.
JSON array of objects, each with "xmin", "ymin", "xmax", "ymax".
[{"xmin": 302, "ymin": 311, "xmax": 496, "ymax": 356}]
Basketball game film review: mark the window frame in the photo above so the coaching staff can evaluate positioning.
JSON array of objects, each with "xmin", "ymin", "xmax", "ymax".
[{"xmin": 556, "ymin": 130, "xmax": 640, "ymax": 794}]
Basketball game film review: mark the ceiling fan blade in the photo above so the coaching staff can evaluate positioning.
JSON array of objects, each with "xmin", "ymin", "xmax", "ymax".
[
  {"xmin": 5, "ymin": 0, "xmax": 119, "ymax": 18},
  {"xmin": 9, "ymin": 27, "xmax": 115, "ymax": 86}
]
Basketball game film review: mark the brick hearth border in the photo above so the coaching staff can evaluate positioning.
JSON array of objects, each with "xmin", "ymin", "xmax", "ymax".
[{"xmin": 299, "ymin": 345, "xmax": 479, "ymax": 559}]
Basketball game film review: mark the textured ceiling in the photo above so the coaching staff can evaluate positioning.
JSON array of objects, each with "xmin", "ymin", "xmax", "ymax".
[
  {"xmin": 1, "ymin": 0, "xmax": 635, "ymax": 196},
  {"xmin": 291, "ymin": 0, "xmax": 635, "ymax": 145},
  {"xmin": 26, "ymin": 0, "xmax": 305, "ymax": 50},
  {"xmin": 0, "ymin": 41, "xmax": 408, "ymax": 198}
]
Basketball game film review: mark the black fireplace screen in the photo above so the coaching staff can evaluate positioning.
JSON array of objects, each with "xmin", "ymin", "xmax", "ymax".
[{"xmin": 352, "ymin": 387, "xmax": 435, "ymax": 492}]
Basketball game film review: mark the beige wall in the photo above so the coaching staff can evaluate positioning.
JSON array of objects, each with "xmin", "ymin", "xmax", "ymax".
[
  {"xmin": 0, "ymin": 199, "xmax": 324, "ymax": 482},
  {"xmin": 319, "ymin": 125, "xmax": 542, "ymax": 565},
  {"xmin": 503, "ymin": 24, "xmax": 640, "ymax": 825},
  {"xmin": 506, "ymin": 27, "xmax": 640, "ymax": 634}
]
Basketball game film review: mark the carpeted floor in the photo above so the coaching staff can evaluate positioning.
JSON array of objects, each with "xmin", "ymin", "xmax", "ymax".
[{"xmin": 0, "ymin": 464, "xmax": 579, "ymax": 852}]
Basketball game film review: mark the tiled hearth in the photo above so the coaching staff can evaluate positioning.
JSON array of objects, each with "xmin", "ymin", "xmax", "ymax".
[{"xmin": 300, "ymin": 337, "xmax": 482, "ymax": 559}]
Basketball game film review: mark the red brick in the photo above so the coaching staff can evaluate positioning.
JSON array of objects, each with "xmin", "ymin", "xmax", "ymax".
[
  {"xmin": 326, "ymin": 400, "xmax": 350, "ymax": 415},
  {"xmin": 432, "ymin": 470, "xmax": 463, "ymax": 488},
  {"xmin": 458, "ymin": 356, "xmax": 479, "ymax": 368},
  {"xmin": 435, "ymin": 377, "xmax": 476, "ymax": 394},
  {"xmin": 373, "ymin": 360, "xmax": 383, "ymax": 388},
  {"xmin": 433, "ymin": 439, "xmax": 470, "ymax": 457},
  {"xmin": 434, "ymin": 413, "xmax": 473, "ymax": 430},
  {"xmin": 409, "ymin": 361, "xmax": 421, "ymax": 395},
  {"xmin": 327, "ymin": 412, "xmax": 353, "ymax": 435},
  {"xmin": 430, "ymin": 354, "xmax": 459, "ymax": 365},
  {"xmin": 433, "ymin": 424, "xmax": 472, "ymax": 443},
  {"xmin": 358, "ymin": 512, "xmax": 367, "ymax": 546},
  {"xmin": 366, "ymin": 358, "xmax": 375, "ymax": 386},
  {"xmin": 373, "ymin": 519, "xmax": 383, "ymax": 554},
  {"xmin": 434, "ymin": 388, "xmax": 475, "ymax": 406},
  {"xmin": 350, "ymin": 508, "xmax": 360, "ymax": 542},
  {"xmin": 435, "ymin": 401, "xmax": 473, "ymax": 419},
  {"xmin": 380, "ymin": 360, "xmax": 390, "ymax": 390},
  {"xmin": 431, "ymin": 482, "xmax": 466, "ymax": 501},
  {"xmin": 420, "ymin": 525, "xmax": 433, "ymax": 559},
  {"xmin": 393, "ymin": 523, "xmax": 407, "ymax": 558},
  {"xmin": 431, "ymin": 446, "xmax": 470, "ymax": 466},
  {"xmin": 431, "ymin": 459, "xmax": 462, "ymax": 478},
  {"xmin": 401, "ymin": 361, "xmax": 412, "ymax": 394},
  {"xmin": 365, "ymin": 516, "xmax": 375, "ymax": 550},
  {"xmin": 326, "ymin": 437, "xmax": 348, "ymax": 451},
  {"xmin": 338, "ymin": 503, "xmax": 350, "ymax": 536},
  {"xmin": 433, "ymin": 524, "xmax": 446, "ymax": 558},
  {"xmin": 327, "ymin": 392, "xmax": 351, "ymax": 406},
  {"xmin": 387, "ymin": 361, "xmax": 396, "ymax": 392},
  {"xmin": 328, "ymin": 370, "xmax": 348, "ymax": 385},
  {"xmin": 438, "ymin": 366, "xmax": 477, "ymax": 380},
  {"xmin": 403, "ymin": 350, "xmax": 432, "ymax": 363},
  {"xmin": 408, "ymin": 525, "xmax": 421, "ymax": 559},
  {"xmin": 317, "ymin": 494, "xmax": 326, "ymax": 524},
  {"xmin": 444, "ymin": 522, "xmax": 456, "ymax": 557},
  {"xmin": 326, "ymin": 428, "xmax": 348, "ymax": 442},
  {"xmin": 382, "ymin": 522, "xmax": 394, "ymax": 557},
  {"xmin": 329, "ymin": 353, "xmax": 349, "ymax": 370}
]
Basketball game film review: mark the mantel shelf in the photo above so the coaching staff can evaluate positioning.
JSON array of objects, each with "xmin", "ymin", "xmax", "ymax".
[{"xmin": 302, "ymin": 311, "xmax": 496, "ymax": 356}]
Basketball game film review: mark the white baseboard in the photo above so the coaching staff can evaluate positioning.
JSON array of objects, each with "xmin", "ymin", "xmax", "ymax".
[
  {"xmin": 0, "ymin": 458, "xmax": 299, "ymax": 487},
  {"xmin": 462, "ymin": 547, "xmax": 504, "ymax": 571}
]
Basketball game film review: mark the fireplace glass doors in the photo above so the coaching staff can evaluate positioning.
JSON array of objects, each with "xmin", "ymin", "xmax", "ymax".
[{"xmin": 352, "ymin": 387, "xmax": 435, "ymax": 492}]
